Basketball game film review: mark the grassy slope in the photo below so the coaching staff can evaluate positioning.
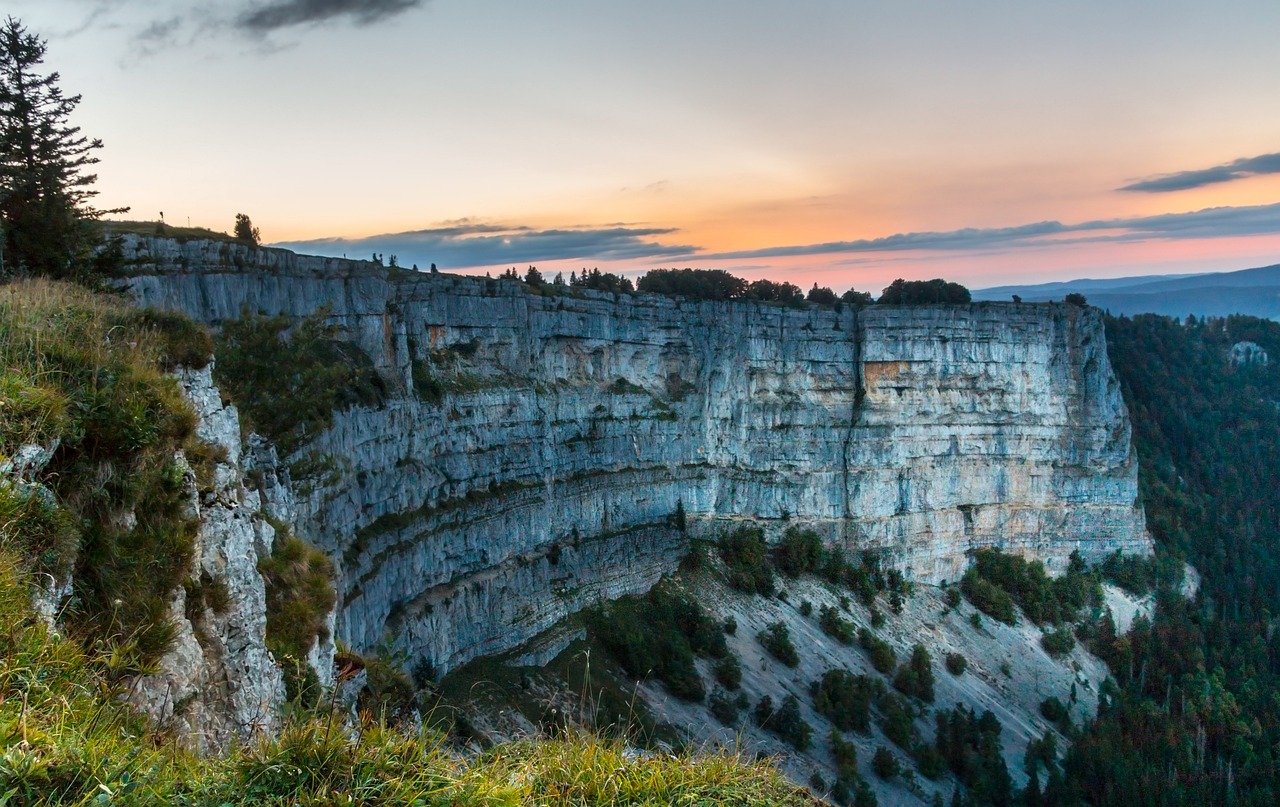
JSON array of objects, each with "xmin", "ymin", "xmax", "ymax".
[{"xmin": 0, "ymin": 281, "xmax": 812, "ymax": 806}]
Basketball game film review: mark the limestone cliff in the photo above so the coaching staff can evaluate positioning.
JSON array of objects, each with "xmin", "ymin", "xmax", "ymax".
[
  {"xmin": 123, "ymin": 236, "xmax": 1150, "ymax": 675},
  {"xmin": 125, "ymin": 366, "xmax": 287, "ymax": 750}
]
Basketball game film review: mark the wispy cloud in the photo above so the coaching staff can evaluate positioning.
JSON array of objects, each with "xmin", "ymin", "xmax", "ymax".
[
  {"xmin": 235, "ymin": 0, "xmax": 424, "ymax": 33},
  {"xmin": 273, "ymin": 223, "xmax": 697, "ymax": 269},
  {"xmin": 1120, "ymin": 151, "xmax": 1280, "ymax": 192},
  {"xmin": 701, "ymin": 203, "xmax": 1280, "ymax": 261},
  {"xmin": 62, "ymin": 0, "xmax": 427, "ymax": 58}
]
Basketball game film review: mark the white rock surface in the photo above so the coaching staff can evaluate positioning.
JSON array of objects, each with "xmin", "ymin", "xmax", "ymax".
[
  {"xmin": 126, "ymin": 365, "xmax": 287, "ymax": 751},
  {"xmin": 125, "ymin": 237, "xmax": 1152, "ymax": 678}
]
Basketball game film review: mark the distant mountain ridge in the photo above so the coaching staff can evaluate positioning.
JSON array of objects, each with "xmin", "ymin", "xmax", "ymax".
[{"xmin": 974, "ymin": 262, "xmax": 1280, "ymax": 319}]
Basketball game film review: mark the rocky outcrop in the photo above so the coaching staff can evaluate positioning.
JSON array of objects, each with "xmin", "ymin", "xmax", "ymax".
[
  {"xmin": 125, "ymin": 366, "xmax": 286, "ymax": 751},
  {"xmin": 124, "ymin": 236, "xmax": 1151, "ymax": 675}
]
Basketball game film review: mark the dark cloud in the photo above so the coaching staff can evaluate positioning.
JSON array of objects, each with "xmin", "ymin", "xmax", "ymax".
[
  {"xmin": 236, "ymin": 0, "xmax": 424, "ymax": 32},
  {"xmin": 274, "ymin": 224, "xmax": 696, "ymax": 270},
  {"xmin": 1120, "ymin": 152, "xmax": 1280, "ymax": 192},
  {"xmin": 701, "ymin": 203, "xmax": 1280, "ymax": 261}
]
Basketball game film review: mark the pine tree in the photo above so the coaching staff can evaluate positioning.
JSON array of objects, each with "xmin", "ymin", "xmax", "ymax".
[{"xmin": 0, "ymin": 17, "xmax": 122, "ymax": 279}]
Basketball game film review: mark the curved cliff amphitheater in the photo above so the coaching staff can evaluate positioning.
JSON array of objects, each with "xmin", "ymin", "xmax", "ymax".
[{"xmin": 126, "ymin": 235, "xmax": 1151, "ymax": 674}]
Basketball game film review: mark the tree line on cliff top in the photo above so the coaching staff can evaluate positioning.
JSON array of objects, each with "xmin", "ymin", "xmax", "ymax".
[{"xmin": 504, "ymin": 264, "xmax": 975, "ymax": 307}]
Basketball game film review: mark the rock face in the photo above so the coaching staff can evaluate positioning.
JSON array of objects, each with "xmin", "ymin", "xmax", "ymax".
[
  {"xmin": 124, "ymin": 236, "xmax": 1151, "ymax": 675},
  {"xmin": 125, "ymin": 365, "xmax": 286, "ymax": 751}
]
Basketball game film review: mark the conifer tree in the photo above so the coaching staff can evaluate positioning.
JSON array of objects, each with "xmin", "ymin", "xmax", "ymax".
[{"xmin": 0, "ymin": 17, "xmax": 122, "ymax": 279}]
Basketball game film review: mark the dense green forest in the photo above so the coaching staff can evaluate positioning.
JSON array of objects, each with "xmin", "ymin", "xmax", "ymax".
[{"xmin": 1056, "ymin": 314, "xmax": 1280, "ymax": 805}]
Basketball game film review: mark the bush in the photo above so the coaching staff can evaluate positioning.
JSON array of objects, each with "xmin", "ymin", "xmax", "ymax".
[
  {"xmin": 215, "ymin": 308, "xmax": 387, "ymax": 454},
  {"xmin": 715, "ymin": 654, "xmax": 742, "ymax": 690},
  {"xmin": 718, "ymin": 526, "xmax": 775, "ymax": 596},
  {"xmin": 945, "ymin": 653, "xmax": 967, "ymax": 676},
  {"xmin": 858, "ymin": 628, "xmax": 896, "ymax": 674},
  {"xmin": 259, "ymin": 529, "xmax": 336, "ymax": 677},
  {"xmin": 872, "ymin": 746, "xmax": 900, "ymax": 779},
  {"xmin": 944, "ymin": 587, "xmax": 961, "ymax": 609},
  {"xmin": 585, "ymin": 579, "xmax": 728, "ymax": 702},
  {"xmin": 892, "ymin": 644, "xmax": 935, "ymax": 703},
  {"xmin": 818, "ymin": 605, "xmax": 855, "ymax": 644},
  {"xmin": 1041, "ymin": 627, "xmax": 1076, "ymax": 657},
  {"xmin": 880, "ymin": 697, "xmax": 916, "ymax": 749},
  {"xmin": 830, "ymin": 727, "xmax": 858, "ymax": 777},
  {"xmin": 709, "ymin": 688, "xmax": 747, "ymax": 725},
  {"xmin": 755, "ymin": 694, "xmax": 812, "ymax": 750},
  {"xmin": 773, "ymin": 527, "xmax": 825, "ymax": 577},
  {"xmin": 1040, "ymin": 696, "xmax": 1068, "ymax": 723},
  {"xmin": 758, "ymin": 621, "xmax": 800, "ymax": 667},
  {"xmin": 960, "ymin": 568, "xmax": 1017, "ymax": 625},
  {"xmin": 812, "ymin": 669, "xmax": 877, "ymax": 732}
]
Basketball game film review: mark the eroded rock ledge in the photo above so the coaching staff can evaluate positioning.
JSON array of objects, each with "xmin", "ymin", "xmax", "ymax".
[{"xmin": 125, "ymin": 236, "xmax": 1150, "ymax": 674}]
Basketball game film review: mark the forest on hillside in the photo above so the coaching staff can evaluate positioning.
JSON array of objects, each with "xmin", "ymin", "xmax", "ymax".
[{"xmin": 1057, "ymin": 314, "xmax": 1280, "ymax": 805}]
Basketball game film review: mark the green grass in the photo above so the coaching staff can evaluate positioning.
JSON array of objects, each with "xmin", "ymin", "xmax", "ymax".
[
  {"xmin": 0, "ymin": 280, "xmax": 217, "ymax": 671},
  {"xmin": 103, "ymin": 219, "xmax": 244, "ymax": 244},
  {"xmin": 0, "ymin": 548, "xmax": 815, "ymax": 805}
]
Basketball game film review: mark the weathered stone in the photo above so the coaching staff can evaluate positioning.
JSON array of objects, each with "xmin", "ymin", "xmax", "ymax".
[
  {"xmin": 125, "ymin": 237, "xmax": 1151, "ymax": 678},
  {"xmin": 126, "ymin": 365, "xmax": 286, "ymax": 751}
]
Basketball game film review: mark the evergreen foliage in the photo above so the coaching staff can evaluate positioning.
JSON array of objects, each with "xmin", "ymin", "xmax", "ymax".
[
  {"xmin": 858, "ymin": 627, "xmax": 896, "ymax": 674},
  {"xmin": 892, "ymin": 644, "xmax": 935, "ymax": 702},
  {"xmin": 717, "ymin": 525, "xmax": 776, "ymax": 595},
  {"xmin": 772, "ymin": 526, "xmax": 824, "ymax": 576},
  {"xmin": 758, "ymin": 621, "xmax": 800, "ymax": 667},
  {"xmin": 934, "ymin": 706, "xmax": 1013, "ymax": 806},
  {"xmin": 637, "ymin": 268, "xmax": 747, "ymax": 300},
  {"xmin": 878, "ymin": 278, "xmax": 971, "ymax": 305},
  {"xmin": 0, "ymin": 18, "xmax": 124, "ymax": 281},
  {"xmin": 754, "ymin": 693, "xmax": 812, "ymax": 750},
  {"xmin": 811, "ymin": 668, "xmax": 878, "ymax": 732},
  {"xmin": 584, "ymin": 579, "xmax": 729, "ymax": 702},
  {"xmin": 570, "ymin": 267, "xmax": 634, "ymax": 293},
  {"xmin": 233, "ymin": 213, "xmax": 259, "ymax": 245},
  {"xmin": 1059, "ymin": 313, "xmax": 1280, "ymax": 804},
  {"xmin": 961, "ymin": 548, "xmax": 1099, "ymax": 627}
]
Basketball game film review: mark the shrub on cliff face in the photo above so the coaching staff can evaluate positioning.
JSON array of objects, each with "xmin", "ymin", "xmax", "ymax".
[
  {"xmin": 259, "ymin": 526, "xmax": 336, "ymax": 700},
  {"xmin": 772, "ymin": 527, "xmax": 824, "ymax": 577},
  {"xmin": 214, "ymin": 307, "xmax": 387, "ymax": 454},
  {"xmin": 755, "ymin": 694, "xmax": 812, "ymax": 750},
  {"xmin": 585, "ymin": 579, "xmax": 729, "ymax": 702},
  {"xmin": 758, "ymin": 621, "xmax": 800, "ymax": 667},
  {"xmin": 718, "ymin": 526, "xmax": 775, "ymax": 595},
  {"xmin": 811, "ymin": 668, "xmax": 877, "ymax": 732},
  {"xmin": 892, "ymin": 644, "xmax": 935, "ymax": 703}
]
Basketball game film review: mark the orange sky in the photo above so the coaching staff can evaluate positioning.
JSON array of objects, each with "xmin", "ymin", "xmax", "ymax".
[{"xmin": 12, "ymin": 0, "xmax": 1280, "ymax": 291}]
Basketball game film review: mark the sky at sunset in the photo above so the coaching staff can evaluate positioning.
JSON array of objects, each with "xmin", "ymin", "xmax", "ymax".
[{"xmin": 12, "ymin": 0, "xmax": 1280, "ymax": 291}]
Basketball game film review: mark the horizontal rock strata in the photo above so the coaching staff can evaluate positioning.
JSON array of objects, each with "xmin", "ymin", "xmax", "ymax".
[{"xmin": 126, "ymin": 236, "xmax": 1150, "ymax": 673}]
